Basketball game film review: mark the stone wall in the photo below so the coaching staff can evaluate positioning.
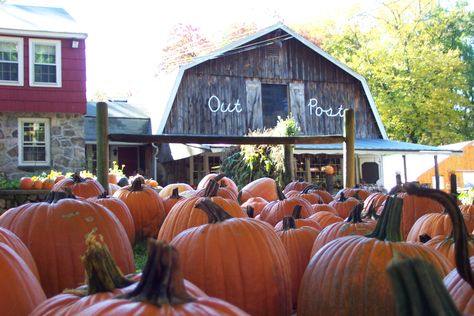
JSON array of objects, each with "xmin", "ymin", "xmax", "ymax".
[{"xmin": 0, "ymin": 112, "xmax": 86, "ymax": 180}]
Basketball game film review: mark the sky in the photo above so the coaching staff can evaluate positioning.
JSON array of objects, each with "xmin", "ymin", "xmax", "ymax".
[{"xmin": 5, "ymin": 0, "xmax": 474, "ymax": 99}]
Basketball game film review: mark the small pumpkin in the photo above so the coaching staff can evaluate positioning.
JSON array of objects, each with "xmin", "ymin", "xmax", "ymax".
[{"xmin": 52, "ymin": 172, "xmax": 105, "ymax": 198}]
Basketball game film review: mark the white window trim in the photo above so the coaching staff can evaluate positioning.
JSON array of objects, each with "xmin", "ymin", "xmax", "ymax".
[
  {"xmin": 29, "ymin": 38, "xmax": 62, "ymax": 88},
  {"xmin": 0, "ymin": 36, "xmax": 24, "ymax": 86},
  {"xmin": 18, "ymin": 118, "xmax": 51, "ymax": 166}
]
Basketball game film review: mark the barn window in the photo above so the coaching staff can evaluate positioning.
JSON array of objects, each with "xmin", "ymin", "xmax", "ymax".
[
  {"xmin": 18, "ymin": 118, "xmax": 50, "ymax": 166},
  {"xmin": 29, "ymin": 39, "xmax": 62, "ymax": 87},
  {"xmin": 261, "ymin": 84, "xmax": 288, "ymax": 129},
  {"xmin": 0, "ymin": 36, "xmax": 23, "ymax": 86}
]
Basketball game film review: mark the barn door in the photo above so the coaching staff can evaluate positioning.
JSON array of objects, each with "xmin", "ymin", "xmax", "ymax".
[
  {"xmin": 289, "ymin": 82, "xmax": 306, "ymax": 134},
  {"xmin": 246, "ymin": 78, "xmax": 262, "ymax": 130}
]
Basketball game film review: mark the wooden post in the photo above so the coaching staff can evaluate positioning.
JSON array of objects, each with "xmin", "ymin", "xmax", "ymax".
[
  {"xmin": 96, "ymin": 102, "xmax": 109, "ymax": 194},
  {"xmin": 203, "ymin": 154, "xmax": 210, "ymax": 175},
  {"xmin": 283, "ymin": 144, "xmax": 294, "ymax": 185},
  {"xmin": 402, "ymin": 155, "xmax": 408, "ymax": 182},
  {"xmin": 305, "ymin": 156, "xmax": 311, "ymax": 182},
  {"xmin": 189, "ymin": 156, "xmax": 194, "ymax": 186},
  {"xmin": 450, "ymin": 172, "xmax": 458, "ymax": 197},
  {"xmin": 343, "ymin": 108, "xmax": 355, "ymax": 188},
  {"xmin": 434, "ymin": 155, "xmax": 440, "ymax": 189}
]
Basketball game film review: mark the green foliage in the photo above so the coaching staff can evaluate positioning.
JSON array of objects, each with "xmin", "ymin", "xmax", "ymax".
[
  {"xmin": 133, "ymin": 239, "xmax": 148, "ymax": 272},
  {"xmin": 0, "ymin": 173, "xmax": 19, "ymax": 189},
  {"xmin": 221, "ymin": 115, "xmax": 300, "ymax": 189},
  {"xmin": 311, "ymin": 0, "xmax": 474, "ymax": 145}
]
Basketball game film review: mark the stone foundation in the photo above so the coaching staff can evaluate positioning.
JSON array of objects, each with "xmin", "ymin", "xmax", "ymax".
[{"xmin": 0, "ymin": 112, "xmax": 86, "ymax": 180}]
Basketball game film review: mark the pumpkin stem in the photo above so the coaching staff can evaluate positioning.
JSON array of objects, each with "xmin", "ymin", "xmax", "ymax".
[
  {"xmin": 277, "ymin": 186, "xmax": 286, "ymax": 201},
  {"xmin": 362, "ymin": 204, "xmax": 380, "ymax": 220},
  {"xmin": 170, "ymin": 188, "xmax": 181, "ymax": 200},
  {"xmin": 246, "ymin": 205, "xmax": 254, "ymax": 218},
  {"xmin": 237, "ymin": 191, "xmax": 243, "ymax": 204},
  {"xmin": 46, "ymin": 190, "xmax": 75, "ymax": 203},
  {"xmin": 65, "ymin": 230, "xmax": 133, "ymax": 296},
  {"xmin": 282, "ymin": 216, "xmax": 296, "ymax": 230},
  {"xmin": 72, "ymin": 172, "xmax": 85, "ymax": 183},
  {"xmin": 195, "ymin": 198, "xmax": 234, "ymax": 223},
  {"xmin": 291, "ymin": 205, "xmax": 303, "ymax": 219},
  {"xmin": 346, "ymin": 204, "xmax": 364, "ymax": 223},
  {"xmin": 202, "ymin": 179, "xmax": 219, "ymax": 197},
  {"xmin": 122, "ymin": 239, "xmax": 194, "ymax": 306},
  {"xmin": 98, "ymin": 191, "xmax": 108, "ymax": 199},
  {"xmin": 403, "ymin": 182, "xmax": 474, "ymax": 290},
  {"xmin": 301, "ymin": 185, "xmax": 317, "ymax": 194},
  {"xmin": 129, "ymin": 177, "xmax": 144, "ymax": 192},
  {"xmin": 386, "ymin": 255, "xmax": 462, "ymax": 316},
  {"xmin": 213, "ymin": 173, "xmax": 226, "ymax": 183},
  {"xmin": 338, "ymin": 192, "xmax": 347, "ymax": 202},
  {"xmin": 365, "ymin": 196, "xmax": 403, "ymax": 242}
]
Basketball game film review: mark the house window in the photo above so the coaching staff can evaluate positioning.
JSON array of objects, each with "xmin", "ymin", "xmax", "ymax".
[
  {"xmin": 261, "ymin": 84, "xmax": 288, "ymax": 129},
  {"xmin": 29, "ymin": 39, "xmax": 61, "ymax": 87},
  {"xmin": 18, "ymin": 118, "xmax": 50, "ymax": 166},
  {"xmin": 0, "ymin": 36, "xmax": 23, "ymax": 86}
]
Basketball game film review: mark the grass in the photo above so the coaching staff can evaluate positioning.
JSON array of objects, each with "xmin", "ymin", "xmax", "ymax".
[{"xmin": 132, "ymin": 238, "xmax": 149, "ymax": 272}]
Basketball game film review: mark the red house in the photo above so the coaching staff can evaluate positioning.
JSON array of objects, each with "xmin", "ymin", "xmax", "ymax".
[{"xmin": 0, "ymin": 4, "xmax": 87, "ymax": 178}]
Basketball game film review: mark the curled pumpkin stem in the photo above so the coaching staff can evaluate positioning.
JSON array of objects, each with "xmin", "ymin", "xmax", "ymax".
[
  {"xmin": 122, "ymin": 239, "xmax": 194, "ymax": 306},
  {"xmin": 403, "ymin": 182, "xmax": 474, "ymax": 290},
  {"xmin": 346, "ymin": 203, "xmax": 364, "ymax": 223},
  {"xmin": 195, "ymin": 198, "xmax": 234, "ymax": 223}
]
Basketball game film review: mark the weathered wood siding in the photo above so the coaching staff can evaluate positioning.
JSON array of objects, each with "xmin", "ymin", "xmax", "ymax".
[{"xmin": 163, "ymin": 30, "xmax": 382, "ymax": 138}]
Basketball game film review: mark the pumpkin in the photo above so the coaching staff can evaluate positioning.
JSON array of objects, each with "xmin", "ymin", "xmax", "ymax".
[
  {"xmin": 259, "ymin": 189, "xmax": 314, "ymax": 227},
  {"xmin": 283, "ymin": 178, "xmax": 311, "ymax": 195},
  {"xmin": 387, "ymin": 256, "xmax": 462, "ymax": 315},
  {"xmin": 0, "ymin": 191, "xmax": 135, "ymax": 297},
  {"xmin": 274, "ymin": 205, "xmax": 322, "ymax": 232},
  {"xmin": 157, "ymin": 179, "xmax": 246, "ymax": 242},
  {"xmin": 310, "ymin": 203, "xmax": 377, "ymax": 257},
  {"xmin": 41, "ymin": 178, "xmax": 55, "ymax": 190},
  {"xmin": 308, "ymin": 211, "xmax": 344, "ymax": 228},
  {"xmin": 238, "ymin": 177, "xmax": 279, "ymax": 204},
  {"xmin": 88, "ymin": 194, "xmax": 136, "ymax": 245},
  {"xmin": 171, "ymin": 199, "xmax": 292, "ymax": 316},
  {"xmin": 108, "ymin": 173, "xmax": 118, "ymax": 185},
  {"xmin": 423, "ymin": 235, "xmax": 474, "ymax": 268},
  {"xmin": 0, "ymin": 243, "xmax": 46, "ymax": 315},
  {"xmin": 335, "ymin": 187, "xmax": 371, "ymax": 201},
  {"xmin": 444, "ymin": 257, "xmax": 474, "ymax": 314},
  {"xmin": 162, "ymin": 187, "xmax": 185, "ymax": 216},
  {"xmin": 197, "ymin": 173, "xmax": 239, "ymax": 197},
  {"xmin": 145, "ymin": 178, "xmax": 159, "ymax": 188},
  {"xmin": 159, "ymin": 182, "xmax": 194, "ymax": 198},
  {"xmin": 297, "ymin": 191, "xmax": 452, "ymax": 316},
  {"xmin": 328, "ymin": 192, "xmax": 361, "ymax": 218},
  {"xmin": 286, "ymin": 185, "xmax": 322, "ymax": 204},
  {"xmin": 19, "ymin": 176, "xmax": 34, "ymax": 189},
  {"xmin": 276, "ymin": 216, "xmax": 319, "ymax": 309},
  {"xmin": 52, "ymin": 173, "xmax": 105, "ymax": 198},
  {"xmin": 321, "ymin": 164, "xmax": 335, "ymax": 175},
  {"xmin": 113, "ymin": 177, "xmax": 166, "ymax": 240},
  {"xmin": 77, "ymin": 240, "xmax": 248, "ymax": 316},
  {"xmin": 312, "ymin": 189, "xmax": 334, "ymax": 204},
  {"xmin": 407, "ymin": 211, "xmax": 474, "ymax": 242},
  {"xmin": 195, "ymin": 174, "xmax": 238, "ymax": 200},
  {"xmin": 240, "ymin": 196, "xmax": 268, "ymax": 217},
  {"xmin": 33, "ymin": 179, "xmax": 44, "ymax": 189},
  {"xmin": 362, "ymin": 192, "xmax": 388, "ymax": 216},
  {"xmin": 311, "ymin": 203, "xmax": 337, "ymax": 214},
  {"xmin": 0, "ymin": 227, "xmax": 40, "ymax": 281}
]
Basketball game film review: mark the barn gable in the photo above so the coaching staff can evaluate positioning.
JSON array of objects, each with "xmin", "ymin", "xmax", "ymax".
[{"xmin": 157, "ymin": 23, "xmax": 387, "ymax": 139}]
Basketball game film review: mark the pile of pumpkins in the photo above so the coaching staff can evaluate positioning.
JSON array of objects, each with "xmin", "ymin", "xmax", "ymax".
[{"xmin": 0, "ymin": 172, "xmax": 473, "ymax": 315}]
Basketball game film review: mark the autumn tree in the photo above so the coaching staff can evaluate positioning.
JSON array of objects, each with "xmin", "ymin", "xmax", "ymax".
[{"xmin": 313, "ymin": 0, "xmax": 473, "ymax": 145}]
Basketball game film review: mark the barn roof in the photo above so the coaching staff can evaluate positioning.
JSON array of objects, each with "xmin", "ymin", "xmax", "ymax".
[
  {"xmin": 0, "ymin": 4, "xmax": 87, "ymax": 39},
  {"xmin": 153, "ymin": 22, "xmax": 388, "ymax": 139}
]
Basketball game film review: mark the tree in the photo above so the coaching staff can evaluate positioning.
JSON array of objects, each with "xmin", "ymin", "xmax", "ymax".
[{"xmin": 311, "ymin": 0, "xmax": 473, "ymax": 145}]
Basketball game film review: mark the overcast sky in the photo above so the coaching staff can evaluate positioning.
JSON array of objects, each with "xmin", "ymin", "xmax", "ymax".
[{"xmin": 5, "ymin": 0, "xmax": 473, "ymax": 99}]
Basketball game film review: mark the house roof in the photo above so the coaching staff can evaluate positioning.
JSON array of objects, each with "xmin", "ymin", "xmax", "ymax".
[
  {"xmin": 294, "ymin": 138, "xmax": 463, "ymax": 155},
  {"xmin": 438, "ymin": 140, "xmax": 474, "ymax": 151},
  {"xmin": 154, "ymin": 22, "xmax": 388, "ymax": 139},
  {"xmin": 85, "ymin": 101, "xmax": 151, "ymax": 143},
  {"xmin": 0, "ymin": 4, "xmax": 87, "ymax": 39}
]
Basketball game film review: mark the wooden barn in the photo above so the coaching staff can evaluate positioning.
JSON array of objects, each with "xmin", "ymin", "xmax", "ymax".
[{"xmin": 118, "ymin": 23, "xmax": 458, "ymax": 189}]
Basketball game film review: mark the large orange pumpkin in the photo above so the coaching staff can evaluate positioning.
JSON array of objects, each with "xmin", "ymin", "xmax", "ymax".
[
  {"xmin": 197, "ymin": 173, "xmax": 239, "ymax": 197},
  {"xmin": 444, "ymin": 257, "xmax": 474, "ymax": 315},
  {"xmin": 0, "ymin": 227, "xmax": 40, "ymax": 280},
  {"xmin": 328, "ymin": 192, "xmax": 361, "ymax": 218},
  {"xmin": 157, "ymin": 179, "xmax": 246, "ymax": 242},
  {"xmin": 170, "ymin": 199, "xmax": 292, "ymax": 316},
  {"xmin": 286, "ymin": 185, "xmax": 322, "ymax": 204},
  {"xmin": 113, "ymin": 177, "xmax": 166, "ymax": 240},
  {"xmin": 238, "ymin": 177, "xmax": 280, "ymax": 203},
  {"xmin": 297, "ymin": 192, "xmax": 452, "ymax": 316},
  {"xmin": 240, "ymin": 196, "xmax": 268, "ymax": 217},
  {"xmin": 274, "ymin": 205, "xmax": 322, "ymax": 232},
  {"xmin": 52, "ymin": 173, "xmax": 105, "ymax": 198},
  {"xmin": 276, "ymin": 216, "xmax": 319, "ymax": 309},
  {"xmin": 0, "ymin": 191, "xmax": 135, "ymax": 297},
  {"xmin": 162, "ymin": 187, "xmax": 185, "ymax": 216},
  {"xmin": 0, "ymin": 243, "xmax": 46, "ymax": 315},
  {"xmin": 283, "ymin": 178, "xmax": 311, "ymax": 195},
  {"xmin": 88, "ymin": 194, "xmax": 136, "ymax": 245},
  {"xmin": 308, "ymin": 210, "xmax": 344, "ymax": 228},
  {"xmin": 259, "ymin": 190, "xmax": 315, "ymax": 227},
  {"xmin": 77, "ymin": 240, "xmax": 248, "ymax": 316}
]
